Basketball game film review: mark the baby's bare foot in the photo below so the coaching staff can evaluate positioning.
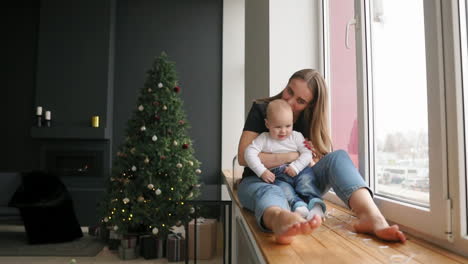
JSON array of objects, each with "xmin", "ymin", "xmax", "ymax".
[{"xmin": 273, "ymin": 210, "xmax": 322, "ymax": 244}]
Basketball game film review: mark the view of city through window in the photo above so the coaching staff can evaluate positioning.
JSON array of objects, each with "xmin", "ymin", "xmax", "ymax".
[{"xmin": 369, "ymin": 0, "xmax": 429, "ymax": 207}]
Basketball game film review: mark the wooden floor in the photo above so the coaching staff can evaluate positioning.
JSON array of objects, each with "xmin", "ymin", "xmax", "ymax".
[{"xmin": 223, "ymin": 169, "xmax": 468, "ymax": 264}]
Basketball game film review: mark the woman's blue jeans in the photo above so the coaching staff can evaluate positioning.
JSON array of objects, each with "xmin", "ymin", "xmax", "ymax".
[{"xmin": 237, "ymin": 150, "xmax": 371, "ymax": 232}]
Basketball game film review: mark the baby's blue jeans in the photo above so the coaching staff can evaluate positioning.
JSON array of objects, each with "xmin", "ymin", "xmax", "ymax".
[
  {"xmin": 237, "ymin": 150, "xmax": 371, "ymax": 232},
  {"xmin": 271, "ymin": 165, "xmax": 326, "ymax": 213}
]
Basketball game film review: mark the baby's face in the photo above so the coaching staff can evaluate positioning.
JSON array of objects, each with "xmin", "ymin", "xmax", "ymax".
[{"xmin": 266, "ymin": 110, "xmax": 293, "ymax": 140}]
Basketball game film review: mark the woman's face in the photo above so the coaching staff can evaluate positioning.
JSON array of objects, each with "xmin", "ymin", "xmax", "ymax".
[{"xmin": 281, "ymin": 78, "xmax": 313, "ymax": 120}]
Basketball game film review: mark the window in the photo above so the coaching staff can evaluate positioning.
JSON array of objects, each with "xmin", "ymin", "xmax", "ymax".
[
  {"xmin": 368, "ymin": 0, "xmax": 430, "ymax": 207},
  {"xmin": 353, "ymin": 0, "xmax": 449, "ymax": 240}
]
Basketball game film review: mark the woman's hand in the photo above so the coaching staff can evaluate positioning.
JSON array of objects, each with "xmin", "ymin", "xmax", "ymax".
[{"xmin": 304, "ymin": 139, "xmax": 320, "ymax": 165}]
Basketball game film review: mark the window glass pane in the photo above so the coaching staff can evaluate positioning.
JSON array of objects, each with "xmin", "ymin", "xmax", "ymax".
[
  {"xmin": 370, "ymin": 0, "xmax": 429, "ymax": 206},
  {"xmin": 329, "ymin": 0, "xmax": 359, "ymax": 169}
]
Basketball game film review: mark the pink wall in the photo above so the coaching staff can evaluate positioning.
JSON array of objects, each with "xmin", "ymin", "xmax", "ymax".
[{"xmin": 329, "ymin": 0, "xmax": 359, "ymax": 167}]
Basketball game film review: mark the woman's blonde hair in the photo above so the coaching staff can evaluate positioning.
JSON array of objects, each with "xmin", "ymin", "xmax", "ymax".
[{"xmin": 257, "ymin": 69, "xmax": 332, "ymax": 157}]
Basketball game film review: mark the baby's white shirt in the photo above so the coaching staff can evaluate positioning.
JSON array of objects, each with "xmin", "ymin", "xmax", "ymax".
[{"xmin": 244, "ymin": 131, "xmax": 313, "ymax": 177}]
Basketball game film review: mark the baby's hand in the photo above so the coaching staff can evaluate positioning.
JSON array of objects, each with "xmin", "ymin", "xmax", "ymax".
[
  {"xmin": 261, "ymin": 170, "xmax": 275, "ymax": 183},
  {"xmin": 284, "ymin": 166, "xmax": 297, "ymax": 177}
]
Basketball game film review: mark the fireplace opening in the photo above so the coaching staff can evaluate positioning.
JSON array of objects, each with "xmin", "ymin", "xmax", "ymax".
[{"xmin": 45, "ymin": 150, "xmax": 104, "ymax": 178}]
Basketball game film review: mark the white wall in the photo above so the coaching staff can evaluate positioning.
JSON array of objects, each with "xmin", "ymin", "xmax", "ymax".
[
  {"xmin": 222, "ymin": 0, "xmax": 322, "ymax": 170},
  {"xmin": 222, "ymin": 0, "xmax": 245, "ymax": 170},
  {"xmin": 269, "ymin": 0, "xmax": 322, "ymax": 95}
]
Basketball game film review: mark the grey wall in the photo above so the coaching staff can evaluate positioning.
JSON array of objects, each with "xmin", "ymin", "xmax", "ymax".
[
  {"xmin": 35, "ymin": 0, "xmax": 114, "ymax": 128},
  {"xmin": 2, "ymin": 0, "xmax": 223, "ymax": 186},
  {"xmin": 113, "ymin": 0, "xmax": 222, "ymax": 184},
  {"xmin": 1, "ymin": 2, "xmax": 40, "ymax": 171}
]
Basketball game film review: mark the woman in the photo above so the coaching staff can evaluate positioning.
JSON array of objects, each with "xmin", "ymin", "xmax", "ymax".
[{"xmin": 237, "ymin": 69, "xmax": 406, "ymax": 244}]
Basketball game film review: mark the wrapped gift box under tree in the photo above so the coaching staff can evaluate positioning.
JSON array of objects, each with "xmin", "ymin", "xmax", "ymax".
[
  {"xmin": 166, "ymin": 233, "xmax": 185, "ymax": 262},
  {"xmin": 189, "ymin": 218, "xmax": 217, "ymax": 260}
]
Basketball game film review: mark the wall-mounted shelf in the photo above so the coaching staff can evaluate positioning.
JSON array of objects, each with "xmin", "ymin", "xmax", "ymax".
[{"xmin": 31, "ymin": 127, "xmax": 111, "ymax": 140}]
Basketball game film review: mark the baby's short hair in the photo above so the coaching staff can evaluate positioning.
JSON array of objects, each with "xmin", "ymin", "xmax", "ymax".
[{"xmin": 266, "ymin": 99, "xmax": 292, "ymax": 120}]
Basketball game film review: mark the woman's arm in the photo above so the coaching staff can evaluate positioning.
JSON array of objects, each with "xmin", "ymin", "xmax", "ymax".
[{"xmin": 237, "ymin": 131, "xmax": 299, "ymax": 168}]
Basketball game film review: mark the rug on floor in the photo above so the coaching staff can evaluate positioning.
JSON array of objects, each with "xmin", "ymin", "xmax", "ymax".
[{"xmin": 0, "ymin": 227, "xmax": 104, "ymax": 256}]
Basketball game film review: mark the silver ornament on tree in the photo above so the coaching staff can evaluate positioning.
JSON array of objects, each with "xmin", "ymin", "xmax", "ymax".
[
  {"xmin": 140, "ymin": 126, "xmax": 146, "ymax": 131},
  {"xmin": 163, "ymin": 105, "xmax": 167, "ymax": 111},
  {"xmin": 195, "ymin": 169, "xmax": 202, "ymax": 174},
  {"xmin": 158, "ymin": 82, "xmax": 163, "ymax": 88},
  {"xmin": 176, "ymin": 163, "xmax": 182, "ymax": 168},
  {"xmin": 147, "ymin": 183, "xmax": 154, "ymax": 189},
  {"xmin": 155, "ymin": 188, "xmax": 162, "ymax": 195},
  {"xmin": 123, "ymin": 198, "xmax": 130, "ymax": 204},
  {"xmin": 173, "ymin": 140, "xmax": 178, "ymax": 146},
  {"xmin": 131, "ymin": 166, "xmax": 137, "ymax": 172},
  {"xmin": 138, "ymin": 105, "xmax": 144, "ymax": 111},
  {"xmin": 152, "ymin": 135, "xmax": 158, "ymax": 141}
]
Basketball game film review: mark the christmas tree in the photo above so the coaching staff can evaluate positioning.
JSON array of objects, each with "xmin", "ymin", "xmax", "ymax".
[{"xmin": 99, "ymin": 52, "xmax": 201, "ymax": 237}]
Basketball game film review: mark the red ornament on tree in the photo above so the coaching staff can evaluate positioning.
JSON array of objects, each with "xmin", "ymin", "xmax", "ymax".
[
  {"xmin": 154, "ymin": 115, "xmax": 160, "ymax": 121},
  {"xmin": 153, "ymin": 101, "xmax": 160, "ymax": 106},
  {"xmin": 178, "ymin": 120, "xmax": 185, "ymax": 125},
  {"xmin": 182, "ymin": 143, "xmax": 189, "ymax": 149},
  {"xmin": 160, "ymin": 155, "xmax": 166, "ymax": 160},
  {"xmin": 174, "ymin": 86, "xmax": 180, "ymax": 93}
]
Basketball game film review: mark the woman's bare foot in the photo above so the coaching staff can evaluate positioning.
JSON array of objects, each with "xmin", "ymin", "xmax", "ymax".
[
  {"xmin": 353, "ymin": 215, "xmax": 406, "ymax": 243},
  {"xmin": 272, "ymin": 210, "xmax": 322, "ymax": 244}
]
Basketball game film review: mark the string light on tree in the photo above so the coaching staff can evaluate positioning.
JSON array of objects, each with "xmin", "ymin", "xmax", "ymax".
[{"xmin": 140, "ymin": 126, "xmax": 146, "ymax": 131}]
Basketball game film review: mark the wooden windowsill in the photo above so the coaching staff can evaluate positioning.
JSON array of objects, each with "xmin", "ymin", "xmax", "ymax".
[{"xmin": 222, "ymin": 169, "xmax": 468, "ymax": 264}]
